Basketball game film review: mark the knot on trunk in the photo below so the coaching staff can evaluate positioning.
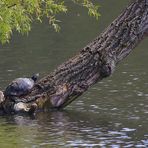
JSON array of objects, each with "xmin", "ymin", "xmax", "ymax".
[{"xmin": 100, "ymin": 59, "xmax": 115, "ymax": 78}]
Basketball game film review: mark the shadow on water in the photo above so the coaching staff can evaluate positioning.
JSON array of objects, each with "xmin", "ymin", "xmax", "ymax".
[{"xmin": 0, "ymin": 110, "xmax": 147, "ymax": 147}]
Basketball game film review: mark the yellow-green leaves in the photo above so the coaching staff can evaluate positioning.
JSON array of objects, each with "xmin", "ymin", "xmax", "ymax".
[
  {"xmin": 72, "ymin": 0, "xmax": 100, "ymax": 19},
  {"xmin": 0, "ymin": 0, "xmax": 100, "ymax": 44},
  {"xmin": 0, "ymin": 1, "xmax": 32, "ymax": 43},
  {"xmin": 44, "ymin": 1, "xmax": 67, "ymax": 32},
  {"xmin": 0, "ymin": 22, "xmax": 12, "ymax": 44}
]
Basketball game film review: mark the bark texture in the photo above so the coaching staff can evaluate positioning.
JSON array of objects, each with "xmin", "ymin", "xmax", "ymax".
[{"xmin": 1, "ymin": 0, "xmax": 148, "ymax": 114}]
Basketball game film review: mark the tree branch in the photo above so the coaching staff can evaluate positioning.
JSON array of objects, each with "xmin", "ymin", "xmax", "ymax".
[{"xmin": 1, "ymin": 0, "xmax": 148, "ymax": 114}]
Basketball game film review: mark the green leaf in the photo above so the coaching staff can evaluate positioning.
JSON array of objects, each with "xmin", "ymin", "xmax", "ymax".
[{"xmin": 0, "ymin": 0, "xmax": 100, "ymax": 44}]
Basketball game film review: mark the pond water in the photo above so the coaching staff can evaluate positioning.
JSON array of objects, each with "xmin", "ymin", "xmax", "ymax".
[{"xmin": 0, "ymin": 0, "xmax": 148, "ymax": 147}]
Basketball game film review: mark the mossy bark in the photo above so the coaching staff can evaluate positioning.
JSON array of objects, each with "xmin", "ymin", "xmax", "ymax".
[{"xmin": 1, "ymin": 0, "xmax": 148, "ymax": 114}]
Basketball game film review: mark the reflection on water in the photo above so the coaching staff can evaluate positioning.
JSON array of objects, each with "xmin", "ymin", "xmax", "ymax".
[
  {"xmin": 0, "ymin": 110, "xmax": 147, "ymax": 147},
  {"xmin": 0, "ymin": 0, "xmax": 148, "ymax": 147}
]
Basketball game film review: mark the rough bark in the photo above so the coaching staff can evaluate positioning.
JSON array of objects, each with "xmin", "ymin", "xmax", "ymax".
[{"xmin": 1, "ymin": 0, "xmax": 148, "ymax": 114}]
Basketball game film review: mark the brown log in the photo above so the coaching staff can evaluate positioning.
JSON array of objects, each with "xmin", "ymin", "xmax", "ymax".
[{"xmin": 1, "ymin": 0, "xmax": 148, "ymax": 114}]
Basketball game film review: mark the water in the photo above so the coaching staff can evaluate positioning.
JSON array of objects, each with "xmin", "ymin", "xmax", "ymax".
[{"xmin": 0, "ymin": 0, "xmax": 148, "ymax": 147}]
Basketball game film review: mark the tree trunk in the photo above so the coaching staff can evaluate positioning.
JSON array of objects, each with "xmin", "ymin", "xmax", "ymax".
[{"xmin": 1, "ymin": 0, "xmax": 148, "ymax": 114}]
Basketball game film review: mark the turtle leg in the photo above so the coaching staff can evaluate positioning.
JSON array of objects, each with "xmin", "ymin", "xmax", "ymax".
[
  {"xmin": 14, "ymin": 94, "xmax": 43, "ymax": 103},
  {"xmin": 11, "ymin": 96, "xmax": 20, "ymax": 102},
  {"xmin": 9, "ymin": 95, "xmax": 28, "ymax": 103},
  {"xmin": 35, "ymin": 84, "xmax": 45, "ymax": 91}
]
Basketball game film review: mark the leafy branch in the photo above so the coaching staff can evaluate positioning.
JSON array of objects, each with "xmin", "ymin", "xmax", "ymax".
[{"xmin": 0, "ymin": 0, "xmax": 100, "ymax": 44}]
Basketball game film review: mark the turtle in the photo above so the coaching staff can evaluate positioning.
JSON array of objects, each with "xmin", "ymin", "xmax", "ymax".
[{"xmin": 4, "ymin": 73, "xmax": 39, "ymax": 97}]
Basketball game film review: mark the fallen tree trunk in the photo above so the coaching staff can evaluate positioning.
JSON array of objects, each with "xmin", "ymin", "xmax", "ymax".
[{"xmin": 1, "ymin": 0, "xmax": 148, "ymax": 114}]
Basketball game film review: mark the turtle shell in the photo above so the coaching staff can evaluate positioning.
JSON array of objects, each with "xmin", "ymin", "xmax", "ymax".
[{"xmin": 5, "ymin": 78, "xmax": 34, "ymax": 97}]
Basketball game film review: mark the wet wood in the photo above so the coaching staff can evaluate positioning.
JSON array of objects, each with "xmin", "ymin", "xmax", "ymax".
[{"xmin": 1, "ymin": 0, "xmax": 148, "ymax": 114}]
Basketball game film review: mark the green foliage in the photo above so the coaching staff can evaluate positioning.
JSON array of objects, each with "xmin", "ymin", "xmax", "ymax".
[
  {"xmin": 72, "ymin": 0, "xmax": 100, "ymax": 19},
  {"xmin": 0, "ymin": 0, "xmax": 100, "ymax": 44}
]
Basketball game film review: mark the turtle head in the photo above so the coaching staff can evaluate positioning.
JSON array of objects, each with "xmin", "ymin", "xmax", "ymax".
[
  {"xmin": 0, "ymin": 91, "xmax": 4, "ymax": 103},
  {"xmin": 31, "ymin": 73, "xmax": 39, "ymax": 82}
]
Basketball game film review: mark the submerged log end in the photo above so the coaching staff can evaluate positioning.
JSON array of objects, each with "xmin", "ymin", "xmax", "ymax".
[{"xmin": 0, "ymin": 57, "xmax": 116, "ymax": 114}]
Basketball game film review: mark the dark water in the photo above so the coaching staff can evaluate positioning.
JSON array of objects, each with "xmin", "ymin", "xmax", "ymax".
[{"xmin": 0, "ymin": 0, "xmax": 148, "ymax": 147}]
